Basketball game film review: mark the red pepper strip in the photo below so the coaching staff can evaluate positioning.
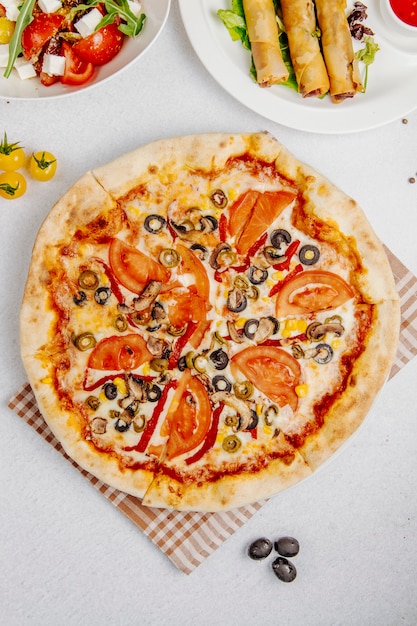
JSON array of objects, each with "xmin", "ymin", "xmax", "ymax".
[
  {"xmin": 124, "ymin": 379, "xmax": 178, "ymax": 453},
  {"xmin": 231, "ymin": 232, "xmax": 269, "ymax": 273},
  {"xmin": 219, "ymin": 213, "xmax": 228, "ymax": 242},
  {"xmin": 185, "ymin": 403, "xmax": 223, "ymax": 465},
  {"xmin": 272, "ymin": 239, "xmax": 300, "ymax": 272},
  {"xmin": 214, "ymin": 269, "xmax": 224, "ymax": 283},
  {"xmin": 93, "ymin": 258, "xmax": 125, "ymax": 303},
  {"xmin": 166, "ymin": 217, "xmax": 178, "ymax": 241},
  {"xmin": 261, "ymin": 333, "xmax": 308, "ymax": 347},
  {"xmin": 268, "ymin": 263, "xmax": 303, "ymax": 297},
  {"xmin": 167, "ymin": 321, "xmax": 198, "ymax": 369}
]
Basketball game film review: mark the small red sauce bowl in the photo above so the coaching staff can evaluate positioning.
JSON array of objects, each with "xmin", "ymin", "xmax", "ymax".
[{"xmin": 381, "ymin": 0, "xmax": 417, "ymax": 34}]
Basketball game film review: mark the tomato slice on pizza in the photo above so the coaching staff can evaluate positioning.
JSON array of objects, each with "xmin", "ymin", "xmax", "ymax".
[{"xmin": 109, "ymin": 237, "xmax": 170, "ymax": 293}]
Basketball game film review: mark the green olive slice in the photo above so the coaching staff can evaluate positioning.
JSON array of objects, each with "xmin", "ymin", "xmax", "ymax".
[
  {"xmin": 86, "ymin": 395, "xmax": 100, "ymax": 410},
  {"xmin": 222, "ymin": 434, "xmax": 242, "ymax": 453},
  {"xmin": 113, "ymin": 314, "xmax": 128, "ymax": 332},
  {"xmin": 233, "ymin": 380, "xmax": 254, "ymax": 400},
  {"xmin": 159, "ymin": 248, "xmax": 180, "ymax": 268},
  {"xmin": 150, "ymin": 357, "xmax": 169, "ymax": 372},
  {"xmin": 73, "ymin": 332, "xmax": 96, "ymax": 351},
  {"xmin": 78, "ymin": 270, "xmax": 99, "ymax": 290}
]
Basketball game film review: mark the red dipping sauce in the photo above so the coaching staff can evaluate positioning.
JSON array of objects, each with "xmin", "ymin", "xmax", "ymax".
[{"xmin": 389, "ymin": 0, "xmax": 417, "ymax": 27}]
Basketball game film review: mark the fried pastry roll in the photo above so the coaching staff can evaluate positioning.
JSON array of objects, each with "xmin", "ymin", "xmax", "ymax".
[
  {"xmin": 280, "ymin": 0, "xmax": 329, "ymax": 97},
  {"xmin": 314, "ymin": 0, "xmax": 363, "ymax": 102},
  {"xmin": 242, "ymin": 0, "xmax": 289, "ymax": 87}
]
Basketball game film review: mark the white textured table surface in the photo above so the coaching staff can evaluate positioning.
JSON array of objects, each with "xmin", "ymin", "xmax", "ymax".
[{"xmin": 1, "ymin": 2, "xmax": 417, "ymax": 624}]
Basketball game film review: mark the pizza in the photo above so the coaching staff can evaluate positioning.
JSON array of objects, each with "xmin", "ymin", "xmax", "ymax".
[{"xmin": 20, "ymin": 132, "xmax": 400, "ymax": 512}]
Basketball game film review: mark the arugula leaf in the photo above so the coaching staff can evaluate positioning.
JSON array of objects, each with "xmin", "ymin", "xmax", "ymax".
[
  {"xmin": 356, "ymin": 35, "xmax": 380, "ymax": 91},
  {"xmin": 71, "ymin": 0, "xmax": 146, "ymax": 37},
  {"xmin": 3, "ymin": 0, "xmax": 36, "ymax": 79}
]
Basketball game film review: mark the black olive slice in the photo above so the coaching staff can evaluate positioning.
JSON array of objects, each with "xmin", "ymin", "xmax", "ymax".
[
  {"xmin": 271, "ymin": 557, "xmax": 297, "ymax": 582},
  {"xmin": 209, "ymin": 348, "xmax": 229, "ymax": 370},
  {"xmin": 200, "ymin": 215, "xmax": 218, "ymax": 231},
  {"xmin": 270, "ymin": 229, "xmax": 291, "ymax": 249},
  {"xmin": 177, "ymin": 355, "xmax": 187, "ymax": 371},
  {"xmin": 313, "ymin": 343, "xmax": 333, "ymax": 364},
  {"xmin": 190, "ymin": 243, "xmax": 208, "ymax": 260},
  {"xmin": 299, "ymin": 244, "xmax": 320, "ymax": 265},
  {"xmin": 243, "ymin": 319, "xmax": 259, "ymax": 340},
  {"xmin": 144, "ymin": 214, "xmax": 166, "ymax": 233},
  {"xmin": 145, "ymin": 383, "xmax": 162, "ymax": 402},
  {"xmin": 94, "ymin": 286, "xmax": 111, "ymax": 305},
  {"xmin": 103, "ymin": 381, "xmax": 118, "ymax": 400},
  {"xmin": 242, "ymin": 410, "xmax": 258, "ymax": 431},
  {"xmin": 73, "ymin": 290, "xmax": 87, "ymax": 306},
  {"xmin": 248, "ymin": 266, "xmax": 268, "ymax": 285},
  {"xmin": 212, "ymin": 375, "xmax": 232, "ymax": 393},
  {"xmin": 114, "ymin": 418, "xmax": 131, "ymax": 433},
  {"xmin": 248, "ymin": 537, "xmax": 273, "ymax": 560}
]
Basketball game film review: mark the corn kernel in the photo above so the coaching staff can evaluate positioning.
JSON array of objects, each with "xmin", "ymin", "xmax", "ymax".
[
  {"xmin": 296, "ymin": 319, "xmax": 308, "ymax": 332},
  {"xmin": 142, "ymin": 362, "xmax": 151, "ymax": 376},
  {"xmin": 41, "ymin": 376, "xmax": 53, "ymax": 384},
  {"xmin": 295, "ymin": 384, "xmax": 309, "ymax": 398},
  {"xmin": 272, "ymin": 271, "xmax": 285, "ymax": 281},
  {"xmin": 235, "ymin": 317, "xmax": 247, "ymax": 328},
  {"xmin": 332, "ymin": 339, "xmax": 342, "ymax": 350},
  {"xmin": 228, "ymin": 188, "xmax": 237, "ymax": 200},
  {"xmin": 263, "ymin": 425, "xmax": 273, "ymax": 435},
  {"xmin": 114, "ymin": 377, "xmax": 127, "ymax": 395},
  {"xmin": 98, "ymin": 391, "xmax": 107, "ymax": 403}
]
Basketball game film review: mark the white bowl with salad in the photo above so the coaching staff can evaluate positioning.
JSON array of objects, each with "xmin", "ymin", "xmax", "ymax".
[{"xmin": 0, "ymin": 0, "xmax": 170, "ymax": 99}]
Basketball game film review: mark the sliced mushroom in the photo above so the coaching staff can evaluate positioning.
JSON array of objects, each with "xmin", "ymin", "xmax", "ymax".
[
  {"xmin": 307, "ymin": 321, "xmax": 344, "ymax": 341},
  {"xmin": 133, "ymin": 280, "xmax": 162, "ymax": 312},
  {"xmin": 227, "ymin": 288, "xmax": 247, "ymax": 313},
  {"xmin": 119, "ymin": 374, "xmax": 147, "ymax": 409},
  {"xmin": 253, "ymin": 317, "xmax": 277, "ymax": 343},
  {"xmin": 90, "ymin": 417, "xmax": 107, "ymax": 435},
  {"xmin": 210, "ymin": 391, "xmax": 252, "ymax": 431},
  {"xmin": 146, "ymin": 335, "xmax": 169, "ymax": 357},
  {"xmin": 227, "ymin": 320, "xmax": 245, "ymax": 344},
  {"xmin": 209, "ymin": 242, "xmax": 233, "ymax": 270}
]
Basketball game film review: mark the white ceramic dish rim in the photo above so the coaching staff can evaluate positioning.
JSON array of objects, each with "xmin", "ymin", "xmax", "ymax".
[{"xmin": 0, "ymin": 0, "xmax": 171, "ymax": 100}]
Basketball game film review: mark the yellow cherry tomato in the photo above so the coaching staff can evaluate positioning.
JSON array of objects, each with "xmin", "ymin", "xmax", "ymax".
[
  {"xmin": 29, "ymin": 151, "xmax": 57, "ymax": 182},
  {"xmin": 0, "ymin": 171, "xmax": 27, "ymax": 200},
  {"xmin": 0, "ymin": 132, "xmax": 26, "ymax": 171},
  {"xmin": 0, "ymin": 17, "xmax": 15, "ymax": 44}
]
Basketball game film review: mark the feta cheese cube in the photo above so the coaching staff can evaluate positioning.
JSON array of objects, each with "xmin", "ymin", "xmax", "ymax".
[
  {"xmin": 42, "ymin": 53, "xmax": 65, "ymax": 76},
  {"xmin": 14, "ymin": 57, "xmax": 37, "ymax": 80},
  {"xmin": 5, "ymin": 3, "xmax": 20, "ymax": 21},
  {"xmin": 0, "ymin": 44, "xmax": 10, "ymax": 68},
  {"xmin": 38, "ymin": 0, "xmax": 62, "ymax": 13},
  {"xmin": 74, "ymin": 8, "xmax": 102, "ymax": 38},
  {"xmin": 127, "ymin": 0, "xmax": 142, "ymax": 17}
]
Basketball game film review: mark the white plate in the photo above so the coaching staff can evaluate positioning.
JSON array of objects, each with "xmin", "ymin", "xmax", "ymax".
[
  {"xmin": 0, "ymin": 0, "xmax": 171, "ymax": 100},
  {"xmin": 179, "ymin": 0, "xmax": 417, "ymax": 134}
]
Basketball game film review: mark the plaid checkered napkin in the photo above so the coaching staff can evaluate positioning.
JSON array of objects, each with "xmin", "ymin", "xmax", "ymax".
[{"xmin": 8, "ymin": 248, "xmax": 417, "ymax": 574}]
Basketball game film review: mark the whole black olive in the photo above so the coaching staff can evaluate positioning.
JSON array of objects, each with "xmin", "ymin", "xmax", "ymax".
[
  {"xmin": 248, "ymin": 537, "xmax": 273, "ymax": 560},
  {"xmin": 274, "ymin": 536, "xmax": 300, "ymax": 557},
  {"xmin": 271, "ymin": 557, "xmax": 297, "ymax": 582}
]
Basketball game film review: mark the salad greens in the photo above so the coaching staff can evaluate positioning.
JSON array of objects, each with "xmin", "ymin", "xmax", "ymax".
[
  {"xmin": 355, "ymin": 35, "xmax": 380, "ymax": 91},
  {"xmin": 4, "ymin": 0, "xmax": 36, "ymax": 79}
]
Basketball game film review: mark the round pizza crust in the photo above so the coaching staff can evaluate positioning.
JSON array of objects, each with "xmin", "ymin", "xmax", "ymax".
[{"xmin": 20, "ymin": 132, "xmax": 400, "ymax": 511}]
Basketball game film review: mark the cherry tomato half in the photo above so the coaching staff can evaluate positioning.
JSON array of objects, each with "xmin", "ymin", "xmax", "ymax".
[
  {"xmin": 21, "ymin": 13, "xmax": 64, "ymax": 59},
  {"xmin": 60, "ymin": 42, "xmax": 95, "ymax": 86},
  {"xmin": 0, "ymin": 16, "xmax": 15, "ymax": 44},
  {"xmin": 29, "ymin": 151, "xmax": 57, "ymax": 182},
  {"xmin": 73, "ymin": 22, "xmax": 124, "ymax": 66},
  {"xmin": 0, "ymin": 171, "xmax": 27, "ymax": 200}
]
